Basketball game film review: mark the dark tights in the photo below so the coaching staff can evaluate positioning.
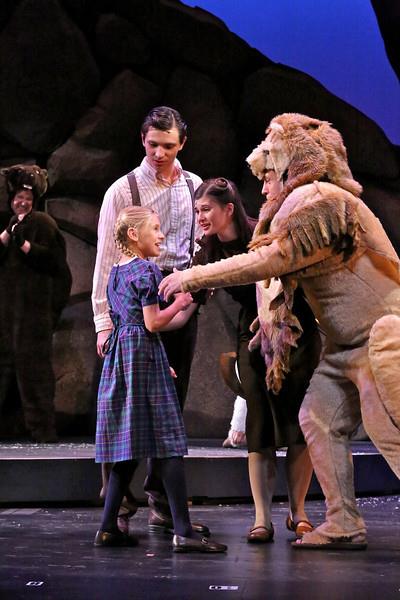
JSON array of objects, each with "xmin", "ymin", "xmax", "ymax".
[
  {"xmin": 101, "ymin": 456, "xmax": 194, "ymax": 538},
  {"xmin": 152, "ymin": 456, "xmax": 193, "ymax": 537},
  {"xmin": 101, "ymin": 459, "xmax": 138, "ymax": 532}
]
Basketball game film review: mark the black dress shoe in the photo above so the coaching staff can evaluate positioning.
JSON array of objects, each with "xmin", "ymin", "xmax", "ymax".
[
  {"xmin": 172, "ymin": 534, "xmax": 227, "ymax": 553},
  {"xmin": 191, "ymin": 522, "xmax": 210, "ymax": 536},
  {"xmin": 94, "ymin": 530, "xmax": 138, "ymax": 547},
  {"xmin": 148, "ymin": 510, "xmax": 210, "ymax": 536}
]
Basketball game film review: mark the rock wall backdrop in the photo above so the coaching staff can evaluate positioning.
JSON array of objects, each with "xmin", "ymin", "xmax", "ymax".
[{"xmin": 0, "ymin": 0, "xmax": 399, "ymax": 438}]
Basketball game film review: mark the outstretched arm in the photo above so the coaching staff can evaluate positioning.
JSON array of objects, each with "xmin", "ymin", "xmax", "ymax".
[
  {"xmin": 159, "ymin": 238, "xmax": 332, "ymax": 300},
  {"xmin": 159, "ymin": 191, "xmax": 361, "ymax": 300}
]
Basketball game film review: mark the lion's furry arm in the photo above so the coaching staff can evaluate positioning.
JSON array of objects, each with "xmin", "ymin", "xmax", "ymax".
[{"xmin": 180, "ymin": 238, "xmax": 332, "ymax": 293}]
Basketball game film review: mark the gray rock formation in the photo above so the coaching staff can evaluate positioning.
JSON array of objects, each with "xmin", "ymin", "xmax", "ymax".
[{"xmin": 0, "ymin": 0, "xmax": 99, "ymax": 154}]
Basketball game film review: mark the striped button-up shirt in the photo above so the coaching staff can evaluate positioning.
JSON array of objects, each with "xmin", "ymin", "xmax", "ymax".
[{"xmin": 92, "ymin": 157, "xmax": 202, "ymax": 332}]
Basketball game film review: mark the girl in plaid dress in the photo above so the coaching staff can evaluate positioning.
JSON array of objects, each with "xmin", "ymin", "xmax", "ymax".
[{"xmin": 94, "ymin": 206, "xmax": 226, "ymax": 553}]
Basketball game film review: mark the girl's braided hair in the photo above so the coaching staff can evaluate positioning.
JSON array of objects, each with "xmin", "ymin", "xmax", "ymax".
[{"xmin": 114, "ymin": 206, "xmax": 156, "ymax": 257}]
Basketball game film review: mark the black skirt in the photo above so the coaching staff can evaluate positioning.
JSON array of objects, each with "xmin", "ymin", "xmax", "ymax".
[{"xmin": 237, "ymin": 291, "xmax": 321, "ymax": 451}]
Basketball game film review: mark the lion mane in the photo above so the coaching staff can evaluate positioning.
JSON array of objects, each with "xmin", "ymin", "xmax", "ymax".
[{"xmin": 247, "ymin": 113, "xmax": 362, "ymax": 235}]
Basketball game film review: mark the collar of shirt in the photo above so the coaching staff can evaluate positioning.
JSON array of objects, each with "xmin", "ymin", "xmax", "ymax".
[{"xmin": 142, "ymin": 157, "xmax": 182, "ymax": 186}]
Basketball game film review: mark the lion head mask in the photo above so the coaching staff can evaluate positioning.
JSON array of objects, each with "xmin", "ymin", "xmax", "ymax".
[{"xmin": 247, "ymin": 113, "xmax": 362, "ymax": 199}]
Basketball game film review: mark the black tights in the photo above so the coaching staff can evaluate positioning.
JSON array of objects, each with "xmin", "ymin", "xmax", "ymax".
[
  {"xmin": 101, "ymin": 456, "xmax": 193, "ymax": 538},
  {"xmin": 152, "ymin": 456, "xmax": 193, "ymax": 537},
  {"xmin": 101, "ymin": 459, "xmax": 138, "ymax": 532}
]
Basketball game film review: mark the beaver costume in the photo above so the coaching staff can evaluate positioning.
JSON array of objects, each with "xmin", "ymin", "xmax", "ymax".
[{"xmin": 0, "ymin": 165, "xmax": 71, "ymax": 442}]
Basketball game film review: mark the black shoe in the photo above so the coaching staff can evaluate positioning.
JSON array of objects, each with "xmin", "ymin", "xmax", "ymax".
[
  {"xmin": 148, "ymin": 509, "xmax": 210, "ymax": 536},
  {"xmin": 94, "ymin": 530, "xmax": 138, "ymax": 547},
  {"xmin": 172, "ymin": 534, "xmax": 227, "ymax": 553}
]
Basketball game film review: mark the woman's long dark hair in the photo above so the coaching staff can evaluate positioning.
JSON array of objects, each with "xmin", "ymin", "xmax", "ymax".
[{"xmin": 194, "ymin": 178, "xmax": 253, "ymax": 247}]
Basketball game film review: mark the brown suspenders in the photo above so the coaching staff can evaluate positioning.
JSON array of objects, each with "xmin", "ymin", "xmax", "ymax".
[
  {"xmin": 126, "ymin": 170, "xmax": 196, "ymax": 259},
  {"xmin": 127, "ymin": 171, "xmax": 140, "ymax": 207}
]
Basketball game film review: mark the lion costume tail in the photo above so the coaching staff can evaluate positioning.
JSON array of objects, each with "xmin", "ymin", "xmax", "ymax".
[
  {"xmin": 368, "ymin": 315, "xmax": 400, "ymax": 431},
  {"xmin": 365, "ymin": 314, "xmax": 400, "ymax": 477}
]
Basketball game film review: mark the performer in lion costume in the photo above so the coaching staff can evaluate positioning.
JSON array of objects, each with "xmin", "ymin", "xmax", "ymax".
[{"xmin": 159, "ymin": 113, "xmax": 400, "ymax": 550}]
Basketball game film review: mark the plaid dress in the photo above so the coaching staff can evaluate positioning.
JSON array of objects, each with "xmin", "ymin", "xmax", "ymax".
[{"xmin": 95, "ymin": 258, "xmax": 188, "ymax": 463}]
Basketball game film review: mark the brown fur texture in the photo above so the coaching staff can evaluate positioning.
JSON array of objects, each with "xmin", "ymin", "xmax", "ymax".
[
  {"xmin": 0, "ymin": 164, "xmax": 48, "ymax": 200},
  {"xmin": 250, "ymin": 190, "xmax": 363, "ymax": 392},
  {"xmin": 250, "ymin": 191, "xmax": 362, "ymax": 258},
  {"xmin": 248, "ymin": 283, "xmax": 303, "ymax": 394},
  {"xmin": 247, "ymin": 113, "xmax": 362, "ymax": 239}
]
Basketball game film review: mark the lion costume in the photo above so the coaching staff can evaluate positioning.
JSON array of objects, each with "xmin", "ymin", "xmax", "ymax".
[{"xmin": 163, "ymin": 114, "xmax": 400, "ymax": 548}]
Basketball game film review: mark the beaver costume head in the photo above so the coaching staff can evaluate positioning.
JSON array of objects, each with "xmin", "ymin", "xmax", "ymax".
[{"xmin": 1, "ymin": 164, "xmax": 48, "ymax": 209}]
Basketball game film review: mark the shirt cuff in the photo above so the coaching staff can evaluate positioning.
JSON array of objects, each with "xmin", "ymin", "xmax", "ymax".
[{"xmin": 94, "ymin": 312, "xmax": 113, "ymax": 333}]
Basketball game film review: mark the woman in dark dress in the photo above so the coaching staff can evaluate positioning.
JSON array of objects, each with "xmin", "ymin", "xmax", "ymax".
[{"xmin": 192, "ymin": 178, "xmax": 321, "ymax": 542}]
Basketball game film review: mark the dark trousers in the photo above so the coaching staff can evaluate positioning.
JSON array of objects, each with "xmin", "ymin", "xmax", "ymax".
[
  {"xmin": 144, "ymin": 311, "xmax": 198, "ymax": 515},
  {"xmin": 160, "ymin": 311, "xmax": 198, "ymax": 410}
]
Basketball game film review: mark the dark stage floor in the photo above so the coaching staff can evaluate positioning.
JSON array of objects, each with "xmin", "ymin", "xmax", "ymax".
[{"xmin": 0, "ymin": 496, "xmax": 399, "ymax": 600}]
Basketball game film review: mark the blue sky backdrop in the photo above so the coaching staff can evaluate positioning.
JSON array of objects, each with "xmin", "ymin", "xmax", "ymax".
[{"xmin": 183, "ymin": 0, "xmax": 400, "ymax": 144}]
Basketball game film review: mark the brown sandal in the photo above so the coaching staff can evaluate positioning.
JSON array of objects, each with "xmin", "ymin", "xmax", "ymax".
[
  {"xmin": 286, "ymin": 516, "xmax": 313, "ymax": 538},
  {"xmin": 247, "ymin": 524, "xmax": 274, "ymax": 544}
]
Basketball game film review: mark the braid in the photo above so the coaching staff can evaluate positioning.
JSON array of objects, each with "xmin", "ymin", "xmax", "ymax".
[
  {"xmin": 115, "ymin": 237, "xmax": 136, "ymax": 257},
  {"xmin": 114, "ymin": 206, "xmax": 156, "ymax": 257}
]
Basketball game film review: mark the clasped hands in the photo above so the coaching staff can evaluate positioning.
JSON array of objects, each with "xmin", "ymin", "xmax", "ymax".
[
  {"xmin": 158, "ymin": 268, "xmax": 185, "ymax": 302},
  {"xmin": 5, "ymin": 213, "xmax": 29, "ymax": 247}
]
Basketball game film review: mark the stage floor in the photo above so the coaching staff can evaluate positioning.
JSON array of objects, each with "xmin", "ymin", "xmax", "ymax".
[
  {"xmin": 0, "ymin": 496, "xmax": 399, "ymax": 599},
  {"xmin": 0, "ymin": 438, "xmax": 380, "ymax": 459}
]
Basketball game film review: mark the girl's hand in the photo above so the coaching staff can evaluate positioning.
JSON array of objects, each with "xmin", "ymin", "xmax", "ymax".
[
  {"xmin": 96, "ymin": 328, "xmax": 112, "ymax": 358},
  {"xmin": 159, "ymin": 269, "xmax": 184, "ymax": 301},
  {"xmin": 173, "ymin": 292, "xmax": 193, "ymax": 311}
]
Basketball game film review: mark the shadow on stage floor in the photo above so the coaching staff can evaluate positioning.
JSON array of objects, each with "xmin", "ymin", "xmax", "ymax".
[{"xmin": 0, "ymin": 497, "xmax": 399, "ymax": 600}]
